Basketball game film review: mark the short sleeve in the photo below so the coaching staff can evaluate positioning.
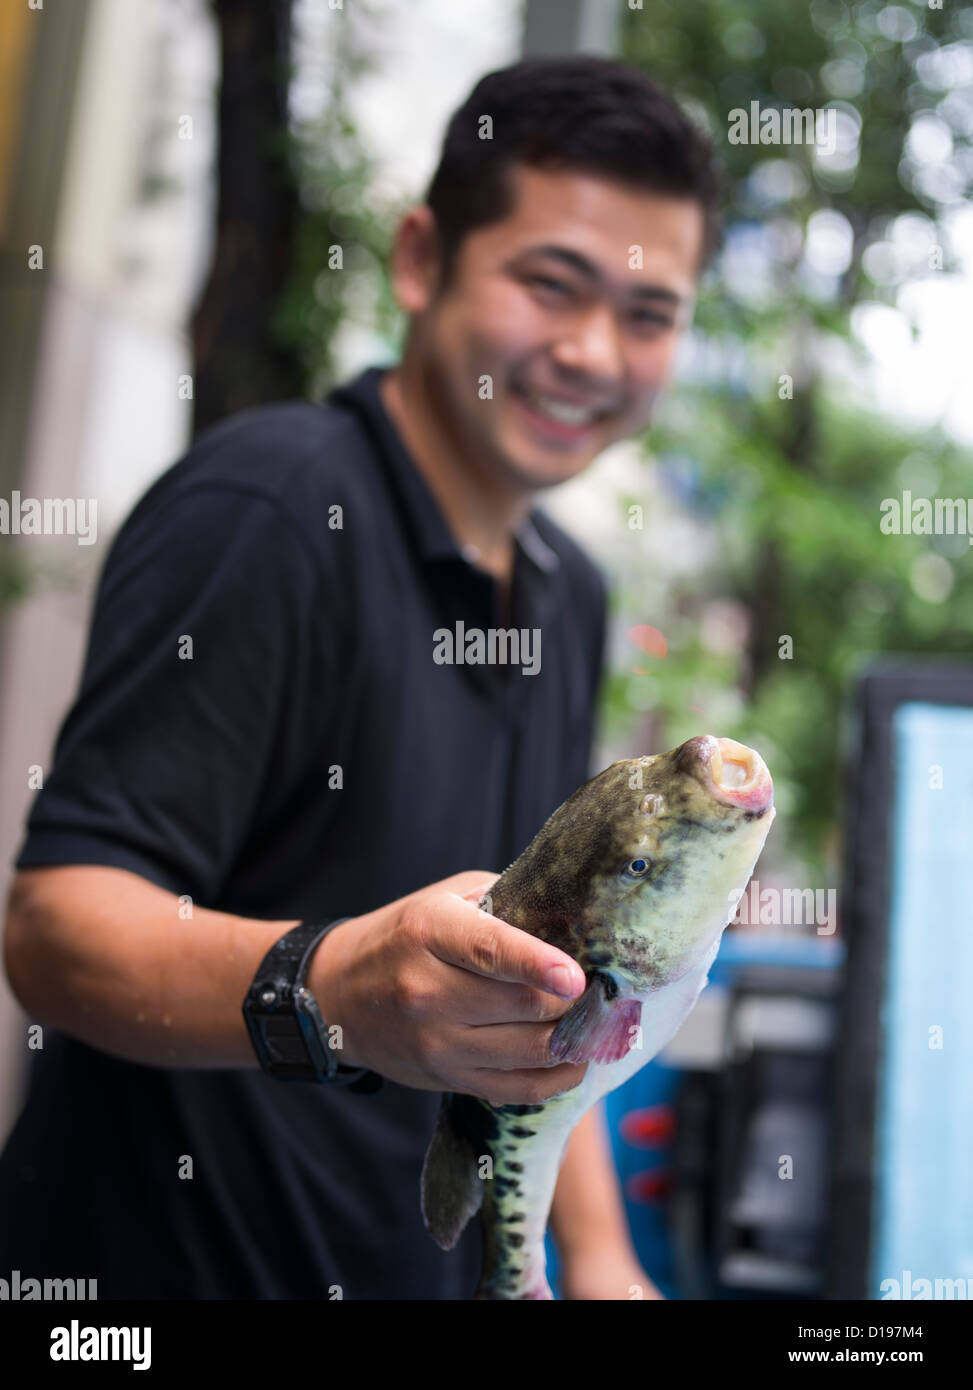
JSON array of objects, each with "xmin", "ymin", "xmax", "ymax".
[{"xmin": 14, "ymin": 483, "xmax": 324, "ymax": 904}]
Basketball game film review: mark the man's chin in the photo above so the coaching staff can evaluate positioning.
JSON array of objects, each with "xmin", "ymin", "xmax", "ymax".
[
  {"xmin": 513, "ymin": 439, "xmax": 609, "ymax": 487},
  {"xmin": 491, "ymin": 449, "xmax": 598, "ymax": 492}
]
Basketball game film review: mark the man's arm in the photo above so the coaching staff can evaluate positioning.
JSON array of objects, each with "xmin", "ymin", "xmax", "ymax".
[
  {"xmin": 549, "ymin": 1103, "xmax": 663, "ymax": 1299},
  {"xmin": 3, "ymin": 865, "xmax": 298, "ymax": 1068},
  {"xmin": 2, "ymin": 863, "xmax": 589, "ymax": 1105}
]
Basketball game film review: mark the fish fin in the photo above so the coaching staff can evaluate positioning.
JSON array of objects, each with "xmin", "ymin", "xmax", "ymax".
[
  {"xmin": 548, "ymin": 974, "xmax": 642, "ymax": 1065},
  {"xmin": 420, "ymin": 1093, "xmax": 486, "ymax": 1251}
]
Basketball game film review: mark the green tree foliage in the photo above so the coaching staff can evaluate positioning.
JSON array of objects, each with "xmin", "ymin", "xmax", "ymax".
[
  {"xmin": 273, "ymin": 2, "xmax": 404, "ymax": 399},
  {"xmin": 608, "ymin": 0, "xmax": 973, "ymax": 874}
]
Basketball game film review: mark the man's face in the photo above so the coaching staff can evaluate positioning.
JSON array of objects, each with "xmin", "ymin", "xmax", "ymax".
[{"xmin": 413, "ymin": 164, "xmax": 705, "ymax": 493}]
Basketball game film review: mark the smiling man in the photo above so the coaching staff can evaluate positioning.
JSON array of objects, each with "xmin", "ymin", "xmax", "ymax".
[
  {"xmin": 0, "ymin": 57, "xmax": 720, "ymax": 1301},
  {"xmin": 380, "ymin": 138, "xmax": 713, "ymax": 583}
]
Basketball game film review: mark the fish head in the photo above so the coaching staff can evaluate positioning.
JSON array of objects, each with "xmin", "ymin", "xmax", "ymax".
[{"xmin": 580, "ymin": 735, "xmax": 776, "ymax": 985}]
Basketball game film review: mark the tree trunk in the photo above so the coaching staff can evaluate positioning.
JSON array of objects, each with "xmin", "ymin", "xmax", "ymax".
[{"xmin": 190, "ymin": 0, "xmax": 300, "ymax": 437}]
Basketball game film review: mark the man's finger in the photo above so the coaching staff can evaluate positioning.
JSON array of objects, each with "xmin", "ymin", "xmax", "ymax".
[
  {"xmin": 450, "ymin": 1018, "xmax": 580, "ymax": 1069},
  {"xmin": 419, "ymin": 893, "xmax": 586, "ymax": 1000},
  {"xmin": 421, "ymin": 957, "xmax": 574, "ymax": 1024},
  {"xmin": 459, "ymin": 880, "xmax": 496, "ymax": 905},
  {"xmin": 462, "ymin": 1061, "xmax": 588, "ymax": 1106}
]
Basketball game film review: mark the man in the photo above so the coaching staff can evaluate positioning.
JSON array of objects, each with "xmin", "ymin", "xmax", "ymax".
[{"xmin": 0, "ymin": 56, "xmax": 719, "ymax": 1299}]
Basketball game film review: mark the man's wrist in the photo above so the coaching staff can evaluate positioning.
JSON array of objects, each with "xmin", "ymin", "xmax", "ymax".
[{"xmin": 242, "ymin": 918, "xmax": 382, "ymax": 1088}]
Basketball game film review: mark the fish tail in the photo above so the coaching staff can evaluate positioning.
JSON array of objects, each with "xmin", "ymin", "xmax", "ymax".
[{"xmin": 421, "ymin": 1092, "xmax": 576, "ymax": 1299}]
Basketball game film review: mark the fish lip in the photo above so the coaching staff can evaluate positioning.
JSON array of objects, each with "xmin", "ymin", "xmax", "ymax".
[{"xmin": 678, "ymin": 734, "xmax": 774, "ymax": 814}]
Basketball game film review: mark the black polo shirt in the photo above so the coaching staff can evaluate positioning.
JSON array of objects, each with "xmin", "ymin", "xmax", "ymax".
[{"xmin": 0, "ymin": 365, "xmax": 608, "ymax": 1299}]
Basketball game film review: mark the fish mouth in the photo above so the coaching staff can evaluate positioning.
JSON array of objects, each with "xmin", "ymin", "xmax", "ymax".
[{"xmin": 678, "ymin": 735, "xmax": 774, "ymax": 814}]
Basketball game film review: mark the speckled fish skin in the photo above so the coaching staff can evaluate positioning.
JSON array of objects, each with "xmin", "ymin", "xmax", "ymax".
[{"xmin": 420, "ymin": 735, "xmax": 776, "ymax": 1300}]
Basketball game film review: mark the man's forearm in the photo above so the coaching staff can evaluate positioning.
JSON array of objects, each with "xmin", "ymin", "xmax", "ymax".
[
  {"xmin": 549, "ymin": 1102, "xmax": 638, "ymax": 1260},
  {"xmin": 3, "ymin": 865, "xmax": 299, "ymax": 1069}
]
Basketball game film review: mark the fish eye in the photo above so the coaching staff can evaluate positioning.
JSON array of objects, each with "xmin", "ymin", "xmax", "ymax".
[{"xmin": 626, "ymin": 858, "xmax": 651, "ymax": 878}]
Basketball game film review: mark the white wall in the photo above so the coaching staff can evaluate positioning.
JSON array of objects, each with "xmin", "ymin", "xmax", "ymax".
[{"xmin": 0, "ymin": 0, "xmax": 219, "ymax": 1141}]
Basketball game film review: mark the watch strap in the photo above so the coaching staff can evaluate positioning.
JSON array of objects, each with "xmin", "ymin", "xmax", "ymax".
[{"xmin": 243, "ymin": 919, "xmax": 383, "ymax": 1092}]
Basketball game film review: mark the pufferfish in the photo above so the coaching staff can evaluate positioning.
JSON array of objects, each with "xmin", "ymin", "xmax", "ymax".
[{"xmin": 421, "ymin": 735, "xmax": 775, "ymax": 1299}]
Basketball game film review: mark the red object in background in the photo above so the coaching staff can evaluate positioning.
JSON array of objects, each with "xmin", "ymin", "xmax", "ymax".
[
  {"xmin": 628, "ymin": 624, "xmax": 667, "ymax": 673},
  {"xmin": 625, "ymin": 1168, "xmax": 673, "ymax": 1204},
  {"xmin": 619, "ymin": 1104, "xmax": 675, "ymax": 1148}
]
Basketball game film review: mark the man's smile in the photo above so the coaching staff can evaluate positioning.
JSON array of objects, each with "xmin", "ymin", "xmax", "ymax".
[{"xmin": 509, "ymin": 379, "xmax": 620, "ymax": 447}]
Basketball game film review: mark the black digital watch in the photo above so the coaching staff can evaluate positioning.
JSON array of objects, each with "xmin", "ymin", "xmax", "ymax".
[{"xmin": 242, "ymin": 919, "xmax": 383, "ymax": 1093}]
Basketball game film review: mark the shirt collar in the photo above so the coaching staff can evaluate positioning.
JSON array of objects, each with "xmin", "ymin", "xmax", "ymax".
[{"xmin": 327, "ymin": 365, "xmax": 561, "ymax": 576}]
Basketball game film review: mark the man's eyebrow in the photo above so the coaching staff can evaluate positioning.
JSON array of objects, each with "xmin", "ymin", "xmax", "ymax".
[{"xmin": 517, "ymin": 244, "xmax": 685, "ymax": 306}]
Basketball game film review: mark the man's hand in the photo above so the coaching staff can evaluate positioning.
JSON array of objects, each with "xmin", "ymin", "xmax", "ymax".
[{"xmin": 309, "ymin": 870, "xmax": 589, "ymax": 1105}]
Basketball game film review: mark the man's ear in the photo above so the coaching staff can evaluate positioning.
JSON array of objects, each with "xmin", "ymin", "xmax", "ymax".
[{"xmin": 388, "ymin": 205, "xmax": 446, "ymax": 315}]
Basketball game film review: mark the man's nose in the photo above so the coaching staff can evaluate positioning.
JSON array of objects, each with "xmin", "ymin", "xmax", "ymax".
[{"xmin": 549, "ymin": 303, "xmax": 625, "ymax": 383}]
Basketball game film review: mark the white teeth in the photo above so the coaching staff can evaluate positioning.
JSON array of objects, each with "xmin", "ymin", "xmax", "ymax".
[{"xmin": 525, "ymin": 392, "xmax": 601, "ymax": 427}]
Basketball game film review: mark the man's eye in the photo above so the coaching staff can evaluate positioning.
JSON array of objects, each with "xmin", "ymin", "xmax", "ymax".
[
  {"xmin": 631, "ymin": 311, "xmax": 674, "ymax": 331},
  {"xmin": 528, "ymin": 274, "xmax": 572, "ymax": 297}
]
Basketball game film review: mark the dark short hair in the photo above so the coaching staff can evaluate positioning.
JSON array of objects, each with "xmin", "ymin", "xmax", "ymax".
[{"xmin": 424, "ymin": 56, "xmax": 723, "ymax": 287}]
